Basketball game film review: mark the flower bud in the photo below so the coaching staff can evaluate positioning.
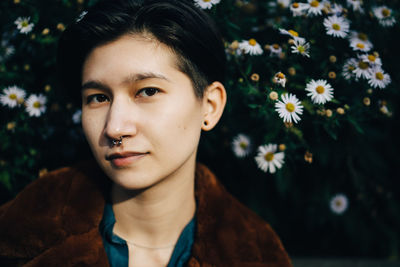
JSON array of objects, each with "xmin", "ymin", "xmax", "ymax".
[
  {"xmin": 269, "ymin": 91, "xmax": 278, "ymax": 101},
  {"xmin": 336, "ymin": 107, "xmax": 345, "ymax": 115}
]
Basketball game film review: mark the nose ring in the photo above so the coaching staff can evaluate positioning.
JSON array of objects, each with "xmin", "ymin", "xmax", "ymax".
[{"xmin": 111, "ymin": 136, "xmax": 123, "ymax": 147}]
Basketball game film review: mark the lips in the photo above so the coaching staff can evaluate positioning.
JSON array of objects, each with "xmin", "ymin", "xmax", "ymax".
[{"xmin": 106, "ymin": 152, "xmax": 148, "ymax": 167}]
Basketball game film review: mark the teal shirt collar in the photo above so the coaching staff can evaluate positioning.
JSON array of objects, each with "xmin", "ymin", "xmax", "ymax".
[{"xmin": 99, "ymin": 202, "xmax": 196, "ymax": 267}]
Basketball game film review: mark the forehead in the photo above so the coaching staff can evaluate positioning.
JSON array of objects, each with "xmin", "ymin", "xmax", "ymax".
[{"xmin": 82, "ymin": 34, "xmax": 181, "ymax": 82}]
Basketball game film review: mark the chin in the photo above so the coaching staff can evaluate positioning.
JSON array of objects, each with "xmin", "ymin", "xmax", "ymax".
[{"xmin": 105, "ymin": 168, "xmax": 161, "ymax": 191}]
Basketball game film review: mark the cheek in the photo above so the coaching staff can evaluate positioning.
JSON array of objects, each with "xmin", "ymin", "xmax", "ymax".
[
  {"xmin": 81, "ymin": 111, "xmax": 102, "ymax": 148},
  {"xmin": 151, "ymin": 100, "xmax": 203, "ymax": 152}
]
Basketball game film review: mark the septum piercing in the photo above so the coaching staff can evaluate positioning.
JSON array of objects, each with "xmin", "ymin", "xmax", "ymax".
[{"xmin": 111, "ymin": 136, "xmax": 123, "ymax": 147}]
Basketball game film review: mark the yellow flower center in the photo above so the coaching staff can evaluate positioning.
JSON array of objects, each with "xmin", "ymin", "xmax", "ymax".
[
  {"xmin": 348, "ymin": 65, "xmax": 355, "ymax": 71},
  {"xmin": 288, "ymin": 30, "xmax": 299, "ymax": 37},
  {"xmin": 248, "ymin": 39, "xmax": 257, "ymax": 46},
  {"xmin": 276, "ymin": 72, "xmax": 285, "ymax": 79},
  {"xmin": 357, "ymin": 33, "xmax": 368, "ymax": 41},
  {"xmin": 286, "ymin": 102, "xmax": 295, "ymax": 113},
  {"xmin": 21, "ymin": 21, "xmax": 29, "ymax": 27},
  {"xmin": 264, "ymin": 152, "xmax": 274, "ymax": 162},
  {"xmin": 6, "ymin": 122, "xmax": 16, "ymax": 131},
  {"xmin": 9, "ymin": 93, "xmax": 17, "ymax": 100},
  {"xmin": 310, "ymin": 0, "xmax": 319, "ymax": 7},
  {"xmin": 382, "ymin": 8, "xmax": 390, "ymax": 17},
  {"xmin": 239, "ymin": 142, "xmax": 248, "ymax": 149},
  {"xmin": 251, "ymin": 73, "xmax": 260, "ymax": 81},
  {"xmin": 358, "ymin": 61, "xmax": 369, "ymax": 70},
  {"xmin": 375, "ymin": 72, "xmax": 384, "ymax": 80},
  {"xmin": 356, "ymin": 43, "xmax": 365, "ymax": 49},
  {"xmin": 332, "ymin": 23, "xmax": 341, "ymax": 31},
  {"xmin": 33, "ymin": 101, "xmax": 42, "ymax": 108},
  {"xmin": 297, "ymin": 45, "xmax": 305, "ymax": 53},
  {"xmin": 316, "ymin": 85, "xmax": 325, "ymax": 94},
  {"xmin": 203, "ymin": 0, "xmax": 211, "ymax": 2},
  {"xmin": 335, "ymin": 200, "xmax": 342, "ymax": 207},
  {"xmin": 272, "ymin": 43, "xmax": 279, "ymax": 50},
  {"xmin": 368, "ymin": 55, "xmax": 376, "ymax": 62},
  {"xmin": 292, "ymin": 3, "xmax": 299, "ymax": 8}
]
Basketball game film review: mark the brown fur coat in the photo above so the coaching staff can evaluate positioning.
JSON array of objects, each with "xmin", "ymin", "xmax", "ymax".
[{"xmin": 0, "ymin": 161, "xmax": 292, "ymax": 267}]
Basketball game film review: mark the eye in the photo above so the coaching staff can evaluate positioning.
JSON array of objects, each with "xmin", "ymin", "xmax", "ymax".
[
  {"xmin": 86, "ymin": 94, "xmax": 109, "ymax": 104},
  {"xmin": 137, "ymin": 87, "xmax": 160, "ymax": 98}
]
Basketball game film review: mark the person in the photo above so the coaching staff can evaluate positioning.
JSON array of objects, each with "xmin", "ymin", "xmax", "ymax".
[{"xmin": 0, "ymin": 0, "xmax": 292, "ymax": 266}]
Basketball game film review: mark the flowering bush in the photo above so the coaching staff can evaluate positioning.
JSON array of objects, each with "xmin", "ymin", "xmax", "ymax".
[{"xmin": 1, "ymin": 0, "xmax": 399, "ymax": 259}]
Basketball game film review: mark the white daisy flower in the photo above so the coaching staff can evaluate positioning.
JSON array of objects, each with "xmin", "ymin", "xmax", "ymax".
[
  {"xmin": 291, "ymin": 38, "xmax": 310, "ymax": 58},
  {"xmin": 360, "ymin": 54, "xmax": 382, "ymax": 69},
  {"xmin": 379, "ymin": 104, "xmax": 392, "ymax": 116},
  {"xmin": 349, "ymin": 31, "xmax": 372, "ymax": 45},
  {"xmin": 269, "ymin": 43, "xmax": 282, "ymax": 57},
  {"xmin": 346, "ymin": 0, "xmax": 363, "ymax": 13},
  {"xmin": 277, "ymin": 0, "xmax": 290, "ymax": 8},
  {"xmin": 273, "ymin": 72, "xmax": 287, "ymax": 87},
  {"xmin": 372, "ymin": 6, "xmax": 396, "ymax": 27},
  {"xmin": 0, "ymin": 85, "xmax": 26, "ymax": 108},
  {"xmin": 275, "ymin": 93, "xmax": 304, "ymax": 123},
  {"xmin": 14, "ymin": 17, "xmax": 34, "ymax": 34},
  {"xmin": 349, "ymin": 39, "xmax": 372, "ymax": 52},
  {"xmin": 225, "ymin": 41, "xmax": 243, "ymax": 58},
  {"xmin": 305, "ymin": 79, "xmax": 334, "ymax": 104},
  {"xmin": 76, "ymin": 11, "xmax": 88, "ymax": 23},
  {"xmin": 330, "ymin": 194, "xmax": 349, "ymax": 215},
  {"xmin": 239, "ymin": 39, "xmax": 263, "ymax": 56},
  {"xmin": 328, "ymin": 3, "xmax": 345, "ymax": 16},
  {"xmin": 348, "ymin": 31, "xmax": 373, "ymax": 52},
  {"xmin": 25, "ymin": 94, "xmax": 47, "ymax": 117},
  {"xmin": 194, "ymin": 0, "xmax": 221, "ymax": 10},
  {"xmin": 232, "ymin": 134, "xmax": 252, "ymax": 158},
  {"xmin": 323, "ymin": 16, "xmax": 350, "ymax": 38},
  {"xmin": 304, "ymin": 0, "xmax": 325, "ymax": 17},
  {"xmin": 353, "ymin": 57, "xmax": 372, "ymax": 79},
  {"xmin": 367, "ymin": 68, "xmax": 391, "ymax": 89},
  {"xmin": 4, "ymin": 46, "xmax": 15, "ymax": 58},
  {"xmin": 342, "ymin": 58, "xmax": 358, "ymax": 80},
  {"xmin": 254, "ymin": 144, "xmax": 285, "ymax": 174},
  {"xmin": 290, "ymin": 2, "xmax": 308, "ymax": 17},
  {"xmin": 72, "ymin": 109, "xmax": 82, "ymax": 124},
  {"xmin": 278, "ymin": 28, "xmax": 305, "ymax": 42}
]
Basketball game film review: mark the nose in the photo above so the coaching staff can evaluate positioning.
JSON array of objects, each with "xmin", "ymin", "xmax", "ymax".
[{"xmin": 104, "ymin": 96, "xmax": 138, "ymax": 144}]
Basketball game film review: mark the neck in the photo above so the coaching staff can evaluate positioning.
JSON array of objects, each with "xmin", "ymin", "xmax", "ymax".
[{"xmin": 111, "ymin": 161, "xmax": 196, "ymax": 248}]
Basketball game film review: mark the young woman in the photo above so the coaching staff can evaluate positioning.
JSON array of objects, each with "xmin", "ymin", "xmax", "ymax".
[{"xmin": 0, "ymin": 0, "xmax": 292, "ymax": 266}]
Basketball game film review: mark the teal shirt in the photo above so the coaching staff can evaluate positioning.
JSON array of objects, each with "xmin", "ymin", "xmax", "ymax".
[{"xmin": 99, "ymin": 203, "xmax": 196, "ymax": 267}]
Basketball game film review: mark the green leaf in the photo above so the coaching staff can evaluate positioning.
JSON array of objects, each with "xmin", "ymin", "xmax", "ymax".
[
  {"xmin": 302, "ymin": 100, "xmax": 315, "ymax": 115},
  {"xmin": 244, "ymin": 63, "xmax": 252, "ymax": 76},
  {"xmin": 289, "ymin": 127, "xmax": 304, "ymax": 140},
  {"xmin": 0, "ymin": 171, "xmax": 12, "ymax": 191},
  {"xmin": 330, "ymin": 98, "xmax": 341, "ymax": 104},
  {"xmin": 347, "ymin": 116, "xmax": 364, "ymax": 135},
  {"xmin": 226, "ymin": 21, "xmax": 241, "ymax": 31},
  {"xmin": 248, "ymin": 104, "xmax": 259, "ymax": 109},
  {"xmin": 323, "ymin": 124, "xmax": 337, "ymax": 140}
]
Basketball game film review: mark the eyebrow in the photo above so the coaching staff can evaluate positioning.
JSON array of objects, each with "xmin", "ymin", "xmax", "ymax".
[
  {"xmin": 81, "ymin": 80, "xmax": 110, "ymax": 92},
  {"xmin": 81, "ymin": 72, "xmax": 169, "ymax": 91},
  {"xmin": 122, "ymin": 72, "xmax": 170, "ymax": 85}
]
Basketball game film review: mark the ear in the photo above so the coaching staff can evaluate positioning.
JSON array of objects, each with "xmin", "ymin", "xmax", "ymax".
[{"xmin": 201, "ymin": 81, "xmax": 227, "ymax": 131}]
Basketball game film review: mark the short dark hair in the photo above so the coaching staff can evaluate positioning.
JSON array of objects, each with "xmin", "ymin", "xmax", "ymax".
[{"xmin": 57, "ymin": 0, "xmax": 226, "ymax": 99}]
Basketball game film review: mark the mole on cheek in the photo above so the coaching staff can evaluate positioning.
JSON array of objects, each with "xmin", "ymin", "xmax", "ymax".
[{"xmin": 177, "ymin": 124, "xmax": 187, "ymax": 130}]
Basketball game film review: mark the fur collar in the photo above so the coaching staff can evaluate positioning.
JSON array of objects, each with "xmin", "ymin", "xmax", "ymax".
[{"xmin": 0, "ymin": 161, "xmax": 291, "ymax": 266}]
